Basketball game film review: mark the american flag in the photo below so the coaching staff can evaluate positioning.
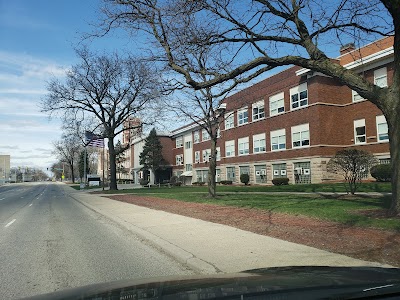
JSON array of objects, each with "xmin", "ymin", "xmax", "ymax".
[{"xmin": 85, "ymin": 131, "xmax": 104, "ymax": 147}]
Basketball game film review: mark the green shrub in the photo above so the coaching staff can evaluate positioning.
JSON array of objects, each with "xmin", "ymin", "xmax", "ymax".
[
  {"xmin": 272, "ymin": 177, "xmax": 289, "ymax": 186},
  {"xmin": 170, "ymin": 176, "xmax": 179, "ymax": 184},
  {"xmin": 139, "ymin": 179, "xmax": 149, "ymax": 186},
  {"xmin": 240, "ymin": 173, "xmax": 250, "ymax": 185},
  {"xmin": 193, "ymin": 181, "xmax": 205, "ymax": 186},
  {"xmin": 370, "ymin": 164, "xmax": 391, "ymax": 182},
  {"xmin": 220, "ymin": 180, "xmax": 233, "ymax": 185},
  {"xmin": 174, "ymin": 182, "xmax": 182, "ymax": 186}
]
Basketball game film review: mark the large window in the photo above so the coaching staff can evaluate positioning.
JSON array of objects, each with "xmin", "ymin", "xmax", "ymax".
[
  {"xmin": 352, "ymin": 90, "xmax": 365, "ymax": 103},
  {"xmin": 237, "ymin": 107, "xmax": 248, "ymax": 125},
  {"xmin": 254, "ymin": 165, "xmax": 267, "ymax": 183},
  {"xmin": 354, "ymin": 119, "xmax": 366, "ymax": 144},
  {"xmin": 252, "ymin": 100, "xmax": 265, "ymax": 121},
  {"xmin": 185, "ymin": 164, "xmax": 192, "ymax": 171},
  {"xmin": 290, "ymin": 83, "xmax": 308, "ymax": 110},
  {"xmin": 374, "ymin": 67, "xmax": 388, "ymax": 88},
  {"xmin": 175, "ymin": 154, "xmax": 183, "ymax": 165},
  {"xmin": 376, "ymin": 115, "xmax": 389, "ymax": 142},
  {"xmin": 185, "ymin": 141, "xmax": 192, "ymax": 149},
  {"xmin": 273, "ymin": 163, "xmax": 287, "ymax": 178},
  {"xmin": 196, "ymin": 170, "xmax": 208, "ymax": 183},
  {"xmin": 175, "ymin": 136, "xmax": 183, "ymax": 148},
  {"xmin": 269, "ymin": 92, "xmax": 285, "ymax": 116},
  {"xmin": 202, "ymin": 149, "xmax": 211, "ymax": 162},
  {"xmin": 239, "ymin": 166, "xmax": 250, "ymax": 177},
  {"xmin": 202, "ymin": 129, "xmax": 210, "ymax": 141},
  {"xmin": 193, "ymin": 131, "xmax": 200, "ymax": 143},
  {"xmin": 224, "ymin": 112, "xmax": 234, "ymax": 129},
  {"xmin": 225, "ymin": 140, "xmax": 235, "ymax": 157},
  {"xmin": 253, "ymin": 133, "xmax": 266, "ymax": 153},
  {"xmin": 194, "ymin": 151, "xmax": 200, "ymax": 163},
  {"xmin": 292, "ymin": 124, "xmax": 310, "ymax": 148},
  {"xmin": 226, "ymin": 167, "xmax": 236, "ymax": 182},
  {"xmin": 270, "ymin": 129, "xmax": 286, "ymax": 151},
  {"xmin": 238, "ymin": 137, "xmax": 249, "ymax": 155}
]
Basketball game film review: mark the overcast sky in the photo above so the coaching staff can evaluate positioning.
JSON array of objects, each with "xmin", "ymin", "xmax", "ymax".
[{"xmin": 0, "ymin": 0, "xmax": 136, "ymax": 170}]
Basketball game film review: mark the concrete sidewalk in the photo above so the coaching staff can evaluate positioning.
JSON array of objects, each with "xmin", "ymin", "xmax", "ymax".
[{"xmin": 64, "ymin": 185, "xmax": 391, "ymax": 274}]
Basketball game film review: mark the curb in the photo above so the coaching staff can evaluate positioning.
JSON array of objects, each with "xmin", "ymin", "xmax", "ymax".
[{"xmin": 68, "ymin": 191, "xmax": 220, "ymax": 275}]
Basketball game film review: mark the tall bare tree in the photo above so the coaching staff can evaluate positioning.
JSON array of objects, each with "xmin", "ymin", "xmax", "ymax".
[
  {"xmin": 53, "ymin": 133, "xmax": 82, "ymax": 183},
  {"xmin": 100, "ymin": 0, "xmax": 400, "ymax": 214},
  {"xmin": 42, "ymin": 49, "xmax": 161, "ymax": 190}
]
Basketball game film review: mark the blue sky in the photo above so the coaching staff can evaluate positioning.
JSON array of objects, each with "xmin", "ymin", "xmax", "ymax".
[{"xmin": 0, "ymin": 0, "xmax": 133, "ymax": 170}]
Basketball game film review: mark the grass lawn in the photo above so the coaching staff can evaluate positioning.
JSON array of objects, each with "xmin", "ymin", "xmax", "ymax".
[
  {"xmin": 102, "ymin": 182, "xmax": 400, "ymax": 231},
  {"xmin": 102, "ymin": 181, "xmax": 392, "ymax": 194}
]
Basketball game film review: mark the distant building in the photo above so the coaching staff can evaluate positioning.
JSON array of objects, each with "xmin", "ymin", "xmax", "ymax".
[{"xmin": 0, "ymin": 155, "xmax": 11, "ymax": 184}]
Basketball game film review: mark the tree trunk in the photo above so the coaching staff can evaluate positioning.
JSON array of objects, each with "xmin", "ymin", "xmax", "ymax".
[
  {"xmin": 388, "ymin": 105, "xmax": 400, "ymax": 215},
  {"xmin": 70, "ymin": 162, "xmax": 75, "ymax": 183},
  {"xmin": 207, "ymin": 137, "xmax": 217, "ymax": 197},
  {"xmin": 108, "ymin": 137, "xmax": 118, "ymax": 190}
]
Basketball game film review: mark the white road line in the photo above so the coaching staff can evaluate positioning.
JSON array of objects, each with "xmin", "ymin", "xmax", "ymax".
[
  {"xmin": 29, "ymin": 203, "xmax": 33, "ymax": 207},
  {"xmin": 5, "ymin": 219, "xmax": 16, "ymax": 228}
]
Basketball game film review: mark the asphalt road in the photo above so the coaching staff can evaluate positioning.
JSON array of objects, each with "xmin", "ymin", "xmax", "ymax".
[{"xmin": 0, "ymin": 182, "xmax": 193, "ymax": 299}]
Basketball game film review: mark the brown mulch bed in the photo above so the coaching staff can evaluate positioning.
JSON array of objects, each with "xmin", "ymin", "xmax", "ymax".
[{"xmin": 107, "ymin": 194, "xmax": 400, "ymax": 267}]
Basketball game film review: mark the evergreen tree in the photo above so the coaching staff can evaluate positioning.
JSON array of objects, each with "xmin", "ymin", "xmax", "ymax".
[{"xmin": 139, "ymin": 128, "xmax": 165, "ymax": 184}]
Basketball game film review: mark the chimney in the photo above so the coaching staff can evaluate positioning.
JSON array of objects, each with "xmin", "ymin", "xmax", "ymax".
[{"xmin": 340, "ymin": 43, "xmax": 356, "ymax": 55}]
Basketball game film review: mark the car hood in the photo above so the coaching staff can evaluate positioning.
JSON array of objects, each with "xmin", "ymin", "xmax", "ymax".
[{"xmin": 23, "ymin": 266, "xmax": 400, "ymax": 300}]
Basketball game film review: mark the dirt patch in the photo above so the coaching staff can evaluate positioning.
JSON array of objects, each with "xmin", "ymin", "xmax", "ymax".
[{"xmin": 107, "ymin": 194, "xmax": 400, "ymax": 267}]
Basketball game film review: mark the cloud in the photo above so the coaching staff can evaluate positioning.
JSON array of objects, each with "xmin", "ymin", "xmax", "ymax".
[{"xmin": 0, "ymin": 145, "xmax": 19, "ymax": 150}]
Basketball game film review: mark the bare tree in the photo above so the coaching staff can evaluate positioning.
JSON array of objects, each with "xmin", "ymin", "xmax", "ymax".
[
  {"xmin": 327, "ymin": 149, "xmax": 378, "ymax": 195},
  {"xmin": 53, "ymin": 133, "xmax": 82, "ymax": 183},
  {"xmin": 42, "ymin": 49, "xmax": 161, "ymax": 190},
  {"xmin": 100, "ymin": 0, "xmax": 400, "ymax": 213}
]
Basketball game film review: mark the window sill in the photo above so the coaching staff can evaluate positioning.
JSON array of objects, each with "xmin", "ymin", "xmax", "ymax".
[
  {"xmin": 290, "ymin": 105, "xmax": 308, "ymax": 111},
  {"xmin": 251, "ymin": 117, "xmax": 265, "ymax": 123}
]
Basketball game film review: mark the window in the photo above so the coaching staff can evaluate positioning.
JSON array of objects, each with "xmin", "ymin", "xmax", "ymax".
[
  {"xmin": 252, "ymin": 100, "xmax": 265, "ymax": 121},
  {"xmin": 216, "ymin": 147, "xmax": 221, "ymax": 161},
  {"xmin": 185, "ymin": 141, "xmax": 192, "ymax": 149},
  {"xmin": 224, "ymin": 112, "xmax": 234, "ymax": 130},
  {"xmin": 270, "ymin": 129, "xmax": 286, "ymax": 151},
  {"xmin": 354, "ymin": 119, "xmax": 366, "ymax": 144},
  {"xmin": 376, "ymin": 115, "xmax": 389, "ymax": 142},
  {"xmin": 202, "ymin": 129, "xmax": 210, "ymax": 141},
  {"xmin": 216, "ymin": 169, "xmax": 221, "ymax": 182},
  {"xmin": 292, "ymin": 124, "xmax": 310, "ymax": 148},
  {"xmin": 202, "ymin": 149, "xmax": 211, "ymax": 162},
  {"xmin": 193, "ymin": 131, "xmax": 200, "ymax": 143},
  {"xmin": 225, "ymin": 140, "xmax": 235, "ymax": 157},
  {"xmin": 290, "ymin": 83, "xmax": 308, "ymax": 110},
  {"xmin": 175, "ymin": 154, "xmax": 183, "ymax": 165},
  {"xmin": 269, "ymin": 92, "xmax": 285, "ymax": 116},
  {"xmin": 374, "ymin": 67, "xmax": 387, "ymax": 88},
  {"xmin": 254, "ymin": 165, "xmax": 267, "ymax": 183},
  {"xmin": 194, "ymin": 151, "xmax": 200, "ymax": 163},
  {"xmin": 226, "ymin": 167, "xmax": 235, "ymax": 182},
  {"xmin": 185, "ymin": 164, "xmax": 192, "ymax": 171},
  {"xmin": 196, "ymin": 170, "xmax": 208, "ymax": 183},
  {"xmin": 273, "ymin": 163, "xmax": 287, "ymax": 178},
  {"xmin": 352, "ymin": 90, "xmax": 365, "ymax": 102},
  {"xmin": 237, "ymin": 107, "xmax": 248, "ymax": 125},
  {"xmin": 176, "ymin": 136, "xmax": 183, "ymax": 148},
  {"xmin": 380, "ymin": 158, "xmax": 391, "ymax": 165},
  {"xmin": 253, "ymin": 133, "xmax": 266, "ymax": 153},
  {"xmin": 239, "ymin": 166, "xmax": 250, "ymax": 176},
  {"xmin": 238, "ymin": 137, "xmax": 249, "ymax": 155},
  {"xmin": 293, "ymin": 162, "xmax": 311, "ymax": 184}
]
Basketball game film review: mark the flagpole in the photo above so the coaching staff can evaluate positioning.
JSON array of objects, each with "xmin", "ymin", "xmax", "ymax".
[
  {"xmin": 84, "ymin": 145, "xmax": 87, "ymax": 186},
  {"xmin": 102, "ymin": 141, "xmax": 105, "ymax": 191}
]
